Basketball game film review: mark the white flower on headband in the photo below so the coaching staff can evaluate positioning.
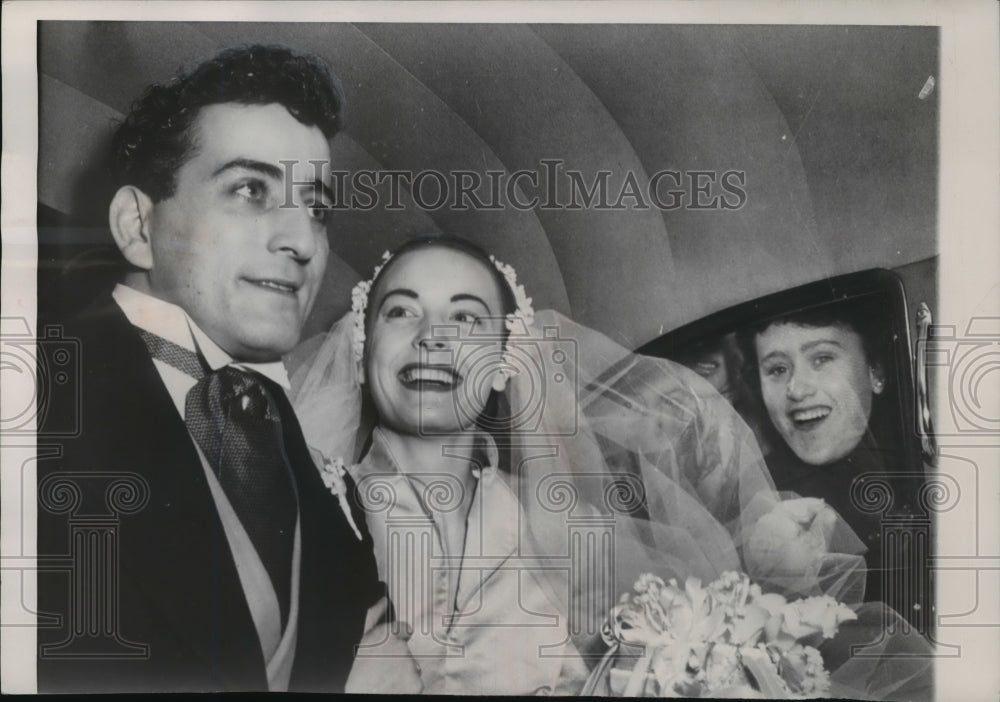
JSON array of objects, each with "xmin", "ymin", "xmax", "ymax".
[
  {"xmin": 488, "ymin": 254, "xmax": 535, "ymax": 377},
  {"xmin": 349, "ymin": 248, "xmax": 535, "ymax": 376},
  {"xmin": 351, "ymin": 250, "xmax": 393, "ymax": 364},
  {"xmin": 489, "ymin": 254, "xmax": 535, "ymax": 332}
]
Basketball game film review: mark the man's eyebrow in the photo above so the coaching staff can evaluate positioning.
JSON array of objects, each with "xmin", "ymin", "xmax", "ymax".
[
  {"xmin": 211, "ymin": 158, "xmax": 336, "ymax": 202},
  {"xmin": 211, "ymin": 158, "xmax": 284, "ymax": 181}
]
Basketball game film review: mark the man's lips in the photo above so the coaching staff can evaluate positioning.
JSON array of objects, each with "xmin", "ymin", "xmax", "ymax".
[
  {"xmin": 243, "ymin": 277, "xmax": 302, "ymax": 296},
  {"xmin": 789, "ymin": 405, "xmax": 832, "ymax": 429},
  {"xmin": 398, "ymin": 363, "xmax": 462, "ymax": 390}
]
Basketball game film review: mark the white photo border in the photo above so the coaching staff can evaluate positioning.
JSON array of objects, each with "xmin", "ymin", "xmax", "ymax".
[{"xmin": 3, "ymin": 1, "xmax": 998, "ymax": 698}]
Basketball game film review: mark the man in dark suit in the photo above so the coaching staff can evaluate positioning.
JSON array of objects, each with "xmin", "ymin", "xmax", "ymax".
[{"xmin": 37, "ymin": 45, "xmax": 408, "ymax": 693}]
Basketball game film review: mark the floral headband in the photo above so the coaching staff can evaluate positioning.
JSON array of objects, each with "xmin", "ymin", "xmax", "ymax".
[{"xmin": 350, "ymin": 249, "xmax": 535, "ymax": 370}]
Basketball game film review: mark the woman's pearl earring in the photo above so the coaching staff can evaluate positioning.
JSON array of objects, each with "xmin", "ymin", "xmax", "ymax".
[
  {"xmin": 491, "ymin": 370, "xmax": 508, "ymax": 393},
  {"xmin": 869, "ymin": 366, "xmax": 885, "ymax": 395}
]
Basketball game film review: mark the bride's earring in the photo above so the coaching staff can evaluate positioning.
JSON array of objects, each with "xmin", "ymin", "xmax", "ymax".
[{"xmin": 491, "ymin": 369, "xmax": 508, "ymax": 393}]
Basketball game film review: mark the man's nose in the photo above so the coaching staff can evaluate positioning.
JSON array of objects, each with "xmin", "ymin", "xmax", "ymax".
[
  {"xmin": 785, "ymin": 373, "xmax": 815, "ymax": 401},
  {"xmin": 270, "ymin": 206, "xmax": 320, "ymax": 262}
]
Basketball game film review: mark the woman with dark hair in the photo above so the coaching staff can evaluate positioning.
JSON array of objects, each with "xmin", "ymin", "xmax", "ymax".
[
  {"xmin": 742, "ymin": 298, "xmax": 896, "ymax": 601},
  {"xmin": 674, "ymin": 333, "xmax": 743, "ymax": 405},
  {"xmin": 297, "ymin": 236, "xmax": 590, "ymax": 693},
  {"xmin": 673, "ymin": 331, "xmax": 772, "ymax": 455}
]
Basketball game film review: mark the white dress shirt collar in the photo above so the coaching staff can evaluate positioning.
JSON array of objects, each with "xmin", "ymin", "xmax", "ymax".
[
  {"xmin": 361, "ymin": 426, "xmax": 500, "ymax": 482},
  {"xmin": 112, "ymin": 283, "xmax": 290, "ymax": 389}
]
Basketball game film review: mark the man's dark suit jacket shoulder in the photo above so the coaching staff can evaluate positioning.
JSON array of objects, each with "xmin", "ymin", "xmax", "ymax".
[{"xmin": 37, "ymin": 294, "xmax": 382, "ymax": 692}]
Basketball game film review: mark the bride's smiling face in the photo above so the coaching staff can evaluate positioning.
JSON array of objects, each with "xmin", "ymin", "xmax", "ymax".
[{"xmin": 363, "ymin": 247, "xmax": 508, "ymax": 436}]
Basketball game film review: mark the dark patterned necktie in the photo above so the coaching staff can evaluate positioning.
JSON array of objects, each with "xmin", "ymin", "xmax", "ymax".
[{"xmin": 138, "ymin": 329, "xmax": 297, "ymax": 629}]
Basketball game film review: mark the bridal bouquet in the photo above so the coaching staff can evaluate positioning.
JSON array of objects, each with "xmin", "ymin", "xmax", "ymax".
[{"xmin": 583, "ymin": 571, "xmax": 856, "ymax": 698}]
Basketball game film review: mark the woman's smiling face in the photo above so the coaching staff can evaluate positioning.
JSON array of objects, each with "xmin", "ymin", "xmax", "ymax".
[
  {"xmin": 686, "ymin": 348, "xmax": 735, "ymax": 403},
  {"xmin": 755, "ymin": 322, "xmax": 879, "ymax": 466},
  {"xmin": 363, "ymin": 246, "xmax": 507, "ymax": 437}
]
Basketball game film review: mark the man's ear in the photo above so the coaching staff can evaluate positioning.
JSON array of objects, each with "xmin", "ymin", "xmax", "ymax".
[{"xmin": 108, "ymin": 185, "xmax": 155, "ymax": 270}]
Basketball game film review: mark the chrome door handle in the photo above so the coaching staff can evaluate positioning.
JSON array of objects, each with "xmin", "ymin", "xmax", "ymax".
[{"xmin": 915, "ymin": 302, "xmax": 938, "ymax": 466}]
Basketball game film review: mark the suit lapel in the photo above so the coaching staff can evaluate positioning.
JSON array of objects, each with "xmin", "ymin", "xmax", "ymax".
[
  {"xmin": 86, "ymin": 300, "xmax": 268, "ymax": 688},
  {"xmin": 42, "ymin": 294, "xmax": 381, "ymax": 691}
]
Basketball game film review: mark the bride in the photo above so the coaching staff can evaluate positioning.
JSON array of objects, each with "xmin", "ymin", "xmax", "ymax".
[{"xmin": 289, "ymin": 235, "xmax": 932, "ymax": 697}]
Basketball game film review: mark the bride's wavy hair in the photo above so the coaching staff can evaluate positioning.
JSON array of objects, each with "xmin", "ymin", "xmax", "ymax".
[{"xmin": 359, "ymin": 235, "xmax": 518, "ymax": 457}]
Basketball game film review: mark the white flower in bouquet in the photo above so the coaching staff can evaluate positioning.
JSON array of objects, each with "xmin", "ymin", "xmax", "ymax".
[
  {"xmin": 604, "ymin": 575, "xmax": 728, "ymax": 649},
  {"xmin": 764, "ymin": 595, "xmax": 858, "ymax": 651},
  {"xmin": 768, "ymin": 643, "xmax": 832, "ymax": 697}
]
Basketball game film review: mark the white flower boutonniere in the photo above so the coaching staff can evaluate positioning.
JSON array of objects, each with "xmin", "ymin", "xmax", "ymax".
[{"xmin": 321, "ymin": 456, "xmax": 364, "ymax": 541}]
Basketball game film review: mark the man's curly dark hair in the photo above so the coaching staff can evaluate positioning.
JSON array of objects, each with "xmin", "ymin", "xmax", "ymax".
[{"xmin": 112, "ymin": 44, "xmax": 344, "ymax": 202}]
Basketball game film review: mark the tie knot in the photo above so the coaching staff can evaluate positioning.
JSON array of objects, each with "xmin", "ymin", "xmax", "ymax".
[{"xmin": 218, "ymin": 367, "xmax": 272, "ymax": 421}]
